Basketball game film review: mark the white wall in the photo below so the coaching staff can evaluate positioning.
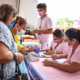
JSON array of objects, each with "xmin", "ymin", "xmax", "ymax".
[
  {"xmin": 19, "ymin": 0, "xmax": 38, "ymax": 29},
  {"xmin": 0, "ymin": 0, "xmax": 17, "ymax": 8}
]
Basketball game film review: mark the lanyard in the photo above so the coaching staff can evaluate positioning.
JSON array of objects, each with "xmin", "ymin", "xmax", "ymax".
[
  {"xmin": 10, "ymin": 28, "xmax": 15, "ymax": 41},
  {"xmin": 39, "ymin": 15, "xmax": 47, "ymax": 29},
  {"xmin": 39, "ymin": 19, "xmax": 42, "ymax": 29},
  {"xmin": 38, "ymin": 19, "xmax": 42, "ymax": 35},
  {"xmin": 54, "ymin": 43, "xmax": 59, "ymax": 54},
  {"xmin": 54, "ymin": 43, "xmax": 59, "ymax": 50},
  {"xmin": 69, "ymin": 49, "xmax": 75, "ymax": 63}
]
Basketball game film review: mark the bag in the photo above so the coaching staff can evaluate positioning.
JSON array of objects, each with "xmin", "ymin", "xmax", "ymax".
[
  {"xmin": 19, "ymin": 60, "xmax": 30, "ymax": 80},
  {"xmin": 0, "ymin": 53, "xmax": 28, "ymax": 80}
]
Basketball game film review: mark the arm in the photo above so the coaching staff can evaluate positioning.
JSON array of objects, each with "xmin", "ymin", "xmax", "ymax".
[
  {"xmin": 56, "ymin": 52, "xmax": 68, "ymax": 54},
  {"xmin": 58, "ymin": 54, "xmax": 67, "ymax": 58},
  {"xmin": 44, "ymin": 51, "xmax": 67, "ymax": 56},
  {"xmin": 44, "ymin": 51, "xmax": 54, "ymax": 55},
  {"xmin": 46, "ymin": 47, "xmax": 52, "ymax": 52},
  {"xmin": 15, "ymin": 35, "xmax": 23, "ymax": 50},
  {"xmin": 33, "ymin": 29, "xmax": 53, "ymax": 34},
  {"xmin": 50, "ymin": 47, "xmax": 52, "ymax": 51},
  {"xmin": 44, "ymin": 59, "xmax": 80, "ymax": 73},
  {"xmin": 33, "ymin": 17, "xmax": 53, "ymax": 34},
  {"xmin": 19, "ymin": 47, "xmax": 28, "ymax": 55},
  {"xmin": 52, "ymin": 53, "xmax": 67, "ymax": 59},
  {"xmin": 0, "ymin": 41, "xmax": 14, "ymax": 63},
  {"xmin": 0, "ymin": 41, "xmax": 23, "ymax": 64},
  {"xmin": 35, "ymin": 27, "xmax": 37, "ymax": 30}
]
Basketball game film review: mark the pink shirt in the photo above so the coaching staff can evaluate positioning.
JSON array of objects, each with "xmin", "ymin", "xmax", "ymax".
[
  {"xmin": 51, "ymin": 40, "xmax": 68, "ymax": 54},
  {"xmin": 36, "ymin": 15, "xmax": 53, "ymax": 42},
  {"xmin": 67, "ymin": 44, "xmax": 80, "ymax": 64}
]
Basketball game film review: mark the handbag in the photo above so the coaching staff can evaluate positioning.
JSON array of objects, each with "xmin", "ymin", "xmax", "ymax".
[
  {"xmin": 19, "ymin": 60, "xmax": 30, "ymax": 80},
  {"xmin": 0, "ymin": 53, "xmax": 28, "ymax": 80}
]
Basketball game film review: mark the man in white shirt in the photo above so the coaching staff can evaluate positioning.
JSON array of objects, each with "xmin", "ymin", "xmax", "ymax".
[{"xmin": 33, "ymin": 3, "xmax": 53, "ymax": 49}]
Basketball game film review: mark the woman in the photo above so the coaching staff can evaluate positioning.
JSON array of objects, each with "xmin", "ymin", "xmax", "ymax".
[
  {"xmin": 9, "ymin": 16, "xmax": 33, "ymax": 55},
  {"xmin": 44, "ymin": 28, "xmax": 80, "ymax": 73},
  {"xmin": 0, "ymin": 4, "xmax": 23, "ymax": 79},
  {"xmin": 9, "ymin": 16, "xmax": 31, "ymax": 80},
  {"xmin": 44, "ymin": 29, "xmax": 68, "ymax": 57}
]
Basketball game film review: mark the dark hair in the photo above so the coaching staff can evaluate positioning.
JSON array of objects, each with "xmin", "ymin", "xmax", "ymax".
[
  {"xmin": 65, "ymin": 28, "xmax": 80, "ymax": 43},
  {"xmin": 53, "ymin": 29, "xmax": 64, "ymax": 38},
  {"xmin": 13, "ymin": 16, "xmax": 27, "ymax": 26},
  {"xmin": 37, "ymin": 3, "xmax": 47, "ymax": 9},
  {"xmin": 0, "ymin": 4, "xmax": 16, "ymax": 22}
]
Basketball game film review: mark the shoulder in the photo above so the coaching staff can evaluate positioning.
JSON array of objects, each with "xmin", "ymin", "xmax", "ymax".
[
  {"xmin": 9, "ymin": 29, "xmax": 11, "ymax": 34},
  {"xmin": 46, "ymin": 15, "xmax": 52, "ymax": 21},
  {"xmin": 63, "ymin": 42, "xmax": 67, "ymax": 46},
  {"xmin": 38, "ymin": 18, "xmax": 41, "ymax": 21},
  {"xmin": 15, "ymin": 34, "xmax": 20, "ymax": 39},
  {"xmin": 76, "ymin": 45, "xmax": 80, "ymax": 54},
  {"xmin": 0, "ymin": 21, "xmax": 9, "ymax": 34},
  {"xmin": 0, "ymin": 21, "xmax": 7, "ymax": 29}
]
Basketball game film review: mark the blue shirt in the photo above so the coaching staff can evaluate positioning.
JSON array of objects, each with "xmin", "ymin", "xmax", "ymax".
[{"xmin": 0, "ymin": 21, "xmax": 18, "ymax": 79}]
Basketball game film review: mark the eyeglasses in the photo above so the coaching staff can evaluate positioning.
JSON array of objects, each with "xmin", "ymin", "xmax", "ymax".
[
  {"xmin": 12, "ymin": 11, "xmax": 16, "ymax": 15},
  {"xmin": 64, "ymin": 39, "xmax": 70, "ymax": 42}
]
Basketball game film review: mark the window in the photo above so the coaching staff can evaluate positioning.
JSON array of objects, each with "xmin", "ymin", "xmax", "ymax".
[{"xmin": 38, "ymin": 0, "xmax": 80, "ymax": 29}]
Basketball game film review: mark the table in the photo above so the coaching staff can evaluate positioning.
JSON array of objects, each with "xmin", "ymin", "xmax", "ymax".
[{"xmin": 24, "ymin": 56, "xmax": 80, "ymax": 80}]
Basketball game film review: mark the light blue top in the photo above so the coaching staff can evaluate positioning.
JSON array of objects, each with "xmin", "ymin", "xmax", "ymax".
[{"xmin": 0, "ymin": 21, "xmax": 18, "ymax": 79}]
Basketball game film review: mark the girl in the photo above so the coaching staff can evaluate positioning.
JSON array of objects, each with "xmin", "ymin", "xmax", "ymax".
[
  {"xmin": 44, "ymin": 28, "xmax": 80, "ymax": 73},
  {"xmin": 44, "ymin": 29, "xmax": 68, "ymax": 57}
]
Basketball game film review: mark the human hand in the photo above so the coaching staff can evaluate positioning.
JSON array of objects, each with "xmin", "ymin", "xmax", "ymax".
[
  {"xmin": 19, "ymin": 47, "xmax": 28, "ymax": 55},
  {"xmin": 44, "ymin": 59, "xmax": 53, "ymax": 66},
  {"xmin": 15, "ymin": 53, "xmax": 23, "ymax": 64},
  {"xmin": 43, "ymin": 52, "xmax": 50, "ymax": 55},
  {"xmin": 32, "ymin": 30, "xmax": 38, "ymax": 33},
  {"xmin": 52, "ymin": 54, "xmax": 60, "ymax": 59},
  {"xmin": 43, "ymin": 51, "xmax": 54, "ymax": 55},
  {"xmin": 46, "ymin": 48, "xmax": 50, "ymax": 52},
  {"xmin": 27, "ymin": 47, "xmax": 34, "ymax": 52}
]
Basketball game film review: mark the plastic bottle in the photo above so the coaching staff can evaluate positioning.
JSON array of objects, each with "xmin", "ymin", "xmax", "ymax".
[{"xmin": 46, "ymin": 44, "xmax": 50, "ymax": 52}]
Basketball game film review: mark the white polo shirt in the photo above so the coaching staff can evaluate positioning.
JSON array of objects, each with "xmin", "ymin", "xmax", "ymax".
[{"xmin": 36, "ymin": 15, "xmax": 53, "ymax": 42}]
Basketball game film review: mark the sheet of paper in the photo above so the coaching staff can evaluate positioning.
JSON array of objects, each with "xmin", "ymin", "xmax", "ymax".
[
  {"xmin": 52, "ymin": 58, "xmax": 67, "ymax": 63},
  {"xmin": 40, "ymin": 53, "xmax": 51, "ymax": 58}
]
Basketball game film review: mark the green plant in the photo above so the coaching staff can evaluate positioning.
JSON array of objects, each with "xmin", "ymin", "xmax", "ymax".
[
  {"xmin": 30, "ymin": 32, "xmax": 36, "ymax": 39},
  {"xmin": 56, "ymin": 17, "xmax": 74, "ymax": 27},
  {"xmin": 57, "ymin": 18, "xmax": 64, "ymax": 26},
  {"xmin": 27, "ymin": 24, "xmax": 31, "ymax": 29}
]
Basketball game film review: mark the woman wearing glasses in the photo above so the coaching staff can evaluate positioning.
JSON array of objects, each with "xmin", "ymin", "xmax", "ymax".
[{"xmin": 44, "ymin": 28, "xmax": 80, "ymax": 73}]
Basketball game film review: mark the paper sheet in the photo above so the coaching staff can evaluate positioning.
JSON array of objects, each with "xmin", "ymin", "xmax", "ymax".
[
  {"xmin": 52, "ymin": 58, "xmax": 67, "ymax": 63},
  {"xmin": 40, "ymin": 53, "xmax": 51, "ymax": 58}
]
